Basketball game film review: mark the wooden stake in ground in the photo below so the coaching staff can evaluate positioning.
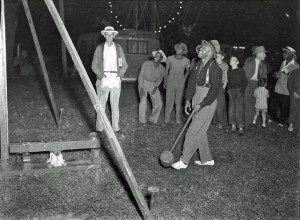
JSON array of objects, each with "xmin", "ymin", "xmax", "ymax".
[
  {"xmin": 43, "ymin": 0, "xmax": 153, "ymax": 219},
  {"xmin": 22, "ymin": 0, "xmax": 60, "ymax": 127},
  {"xmin": 0, "ymin": 0, "xmax": 9, "ymax": 171}
]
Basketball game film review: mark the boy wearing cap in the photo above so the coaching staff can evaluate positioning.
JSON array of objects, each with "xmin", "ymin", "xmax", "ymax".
[
  {"xmin": 243, "ymin": 46, "xmax": 268, "ymax": 125},
  {"xmin": 92, "ymin": 26, "xmax": 128, "ymax": 132},
  {"xmin": 269, "ymin": 46, "xmax": 299, "ymax": 126},
  {"xmin": 213, "ymin": 50, "xmax": 229, "ymax": 129},
  {"xmin": 138, "ymin": 50, "xmax": 166, "ymax": 126},
  {"xmin": 164, "ymin": 43, "xmax": 190, "ymax": 124},
  {"xmin": 171, "ymin": 40, "xmax": 222, "ymax": 169}
]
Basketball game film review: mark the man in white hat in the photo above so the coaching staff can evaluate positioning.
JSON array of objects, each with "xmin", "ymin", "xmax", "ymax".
[
  {"xmin": 269, "ymin": 46, "xmax": 299, "ymax": 127},
  {"xmin": 138, "ymin": 50, "xmax": 166, "ymax": 127},
  {"xmin": 243, "ymin": 46, "xmax": 268, "ymax": 126},
  {"xmin": 172, "ymin": 40, "xmax": 222, "ymax": 169},
  {"xmin": 92, "ymin": 26, "xmax": 128, "ymax": 132},
  {"xmin": 164, "ymin": 43, "xmax": 190, "ymax": 124}
]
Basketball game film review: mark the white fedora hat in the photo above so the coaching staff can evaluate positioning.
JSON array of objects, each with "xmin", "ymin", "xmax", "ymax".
[
  {"xmin": 101, "ymin": 26, "xmax": 118, "ymax": 36},
  {"xmin": 152, "ymin": 50, "xmax": 167, "ymax": 62}
]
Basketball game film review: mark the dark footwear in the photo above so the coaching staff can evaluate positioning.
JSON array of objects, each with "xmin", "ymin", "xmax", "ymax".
[
  {"xmin": 148, "ymin": 121, "xmax": 159, "ymax": 126},
  {"xmin": 138, "ymin": 123, "xmax": 146, "ymax": 130}
]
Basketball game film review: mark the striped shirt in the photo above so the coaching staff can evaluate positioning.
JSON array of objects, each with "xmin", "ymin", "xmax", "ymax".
[
  {"xmin": 218, "ymin": 61, "xmax": 229, "ymax": 84},
  {"xmin": 254, "ymin": 87, "xmax": 269, "ymax": 109}
]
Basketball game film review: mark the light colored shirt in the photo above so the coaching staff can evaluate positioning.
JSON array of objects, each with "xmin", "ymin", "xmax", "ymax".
[
  {"xmin": 250, "ymin": 58, "xmax": 260, "ymax": 81},
  {"xmin": 275, "ymin": 59, "xmax": 299, "ymax": 95},
  {"xmin": 166, "ymin": 55, "xmax": 190, "ymax": 78},
  {"xmin": 218, "ymin": 61, "xmax": 229, "ymax": 87},
  {"xmin": 102, "ymin": 43, "xmax": 119, "ymax": 88},
  {"xmin": 254, "ymin": 87, "xmax": 269, "ymax": 109},
  {"xmin": 103, "ymin": 43, "xmax": 117, "ymax": 73},
  {"xmin": 138, "ymin": 61, "xmax": 165, "ymax": 87}
]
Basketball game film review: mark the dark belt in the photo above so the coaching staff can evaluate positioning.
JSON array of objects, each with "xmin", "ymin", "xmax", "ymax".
[
  {"xmin": 104, "ymin": 71, "xmax": 118, "ymax": 73},
  {"xmin": 196, "ymin": 84, "xmax": 211, "ymax": 88}
]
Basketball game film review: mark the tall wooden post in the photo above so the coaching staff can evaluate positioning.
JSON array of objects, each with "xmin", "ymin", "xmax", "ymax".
[
  {"xmin": 59, "ymin": 0, "xmax": 67, "ymax": 79},
  {"xmin": 43, "ymin": 0, "xmax": 153, "ymax": 219},
  {"xmin": 0, "ymin": 0, "xmax": 9, "ymax": 170},
  {"xmin": 22, "ymin": 0, "xmax": 60, "ymax": 126}
]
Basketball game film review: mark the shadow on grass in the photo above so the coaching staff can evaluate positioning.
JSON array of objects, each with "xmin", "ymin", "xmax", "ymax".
[{"xmin": 98, "ymin": 133, "xmax": 147, "ymax": 219}]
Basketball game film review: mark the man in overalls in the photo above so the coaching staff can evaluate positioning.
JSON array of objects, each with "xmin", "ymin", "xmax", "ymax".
[
  {"xmin": 164, "ymin": 43, "xmax": 190, "ymax": 124},
  {"xmin": 172, "ymin": 40, "xmax": 222, "ymax": 169},
  {"xmin": 91, "ymin": 26, "xmax": 128, "ymax": 132}
]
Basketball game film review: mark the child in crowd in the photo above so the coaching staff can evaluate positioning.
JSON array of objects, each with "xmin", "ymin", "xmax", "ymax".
[
  {"xmin": 227, "ymin": 56, "xmax": 248, "ymax": 135},
  {"xmin": 253, "ymin": 78, "xmax": 269, "ymax": 127}
]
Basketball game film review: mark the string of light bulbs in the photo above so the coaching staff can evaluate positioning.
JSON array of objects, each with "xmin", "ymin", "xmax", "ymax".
[
  {"xmin": 107, "ymin": 1, "xmax": 125, "ymax": 30},
  {"xmin": 154, "ymin": 1, "xmax": 184, "ymax": 34}
]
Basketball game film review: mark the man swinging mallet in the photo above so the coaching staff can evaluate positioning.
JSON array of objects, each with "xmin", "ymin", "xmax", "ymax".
[{"xmin": 171, "ymin": 40, "xmax": 222, "ymax": 169}]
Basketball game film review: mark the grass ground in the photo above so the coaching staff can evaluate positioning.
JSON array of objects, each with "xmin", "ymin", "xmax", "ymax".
[{"xmin": 0, "ymin": 76, "xmax": 299, "ymax": 220}]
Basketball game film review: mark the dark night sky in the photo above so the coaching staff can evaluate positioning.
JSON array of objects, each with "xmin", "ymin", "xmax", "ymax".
[{"xmin": 15, "ymin": 0, "xmax": 299, "ymax": 67}]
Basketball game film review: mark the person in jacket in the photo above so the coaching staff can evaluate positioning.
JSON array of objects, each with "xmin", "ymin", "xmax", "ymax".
[
  {"xmin": 269, "ymin": 46, "xmax": 299, "ymax": 126},
  {"xmin": 171, "ymin": 40, "xmax": 222, "ymax": 170},
  {"xmin": 91, "ymin": 26, "xmax": 128, "ymax": 132},
  {"xmin": 243, "ymin": 46, "xmax": 268, "ymax": 125}
]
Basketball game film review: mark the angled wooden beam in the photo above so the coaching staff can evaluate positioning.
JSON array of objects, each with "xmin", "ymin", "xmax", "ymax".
[
  {"xmin": 0, "ymin": 0, "xmax": 9, "ymax": 170},
  {"xmin": 22, "ymin": 0, "xmax": 60, "ymax": 126},
  {"xmin": 59, "ymin": 0, "xmax": 68, "ymax": 79},
  {"xmin": 44, "ymin": 0, "xmax": 153, "ymax": 219},
  {"xmin": 43, "ymin": 0, "xmax": 153, "ymax": 219}
]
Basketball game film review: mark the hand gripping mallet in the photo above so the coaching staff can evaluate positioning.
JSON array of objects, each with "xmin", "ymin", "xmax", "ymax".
[{"xmin": 159, "ymin": 108, "xmax": 197, "ymax": 167}]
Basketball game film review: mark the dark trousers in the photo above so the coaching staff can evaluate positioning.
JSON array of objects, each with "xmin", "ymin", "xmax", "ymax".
[
  {"xmin": 228, "ymin": 88, "xmax": 244, "ymax": 128},
  {"xmin": 213, "ymin": 86, "xmax": 226, "ymax": 126},
  {"xmin": 269, "ymin": 92, "xmax": 290, "ymax": 124},
  {"xmin": 289, "ymin": 94, "xmax": 300, "ymax": 134}
]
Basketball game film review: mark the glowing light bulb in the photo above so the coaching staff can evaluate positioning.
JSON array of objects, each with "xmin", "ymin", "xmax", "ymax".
[
  {"xmin": 172, "ymin": 18, "xmax": 175, "ymax": 20},
  {"xmin": 169, "ymin": 20, "xmax": 171, "ymax": 23},
  {"xmin": 180, "ymin": 6, "xmax": 182, "ymax": 9},
  {"xmin": 115, "ymin": 16, "xmax": 118, "ymax": 18},
  {"xmin": 177, "ymin": 12, "xmax": 180, "ymax": 14},
  {"xmin": 110, "ymin": 11, "xmax": 113, "ymax": 13},
  {"xmin": 159, "ymin": 27, "xmax": 162, "ymax": 29},
  {"xmin": 180, "ymin": 1, "xmax": 182, "ymax": 3},
  {"xmin": 117, "ymin": 21, "xmax": 119, "ymax": 23},
  {"xmin": 158, "ymin": 30, "xmax": 161, "ymax": 33},
  {"xmin": 164, "ymin": 25, "xmax": 166, "ymax": 28}
]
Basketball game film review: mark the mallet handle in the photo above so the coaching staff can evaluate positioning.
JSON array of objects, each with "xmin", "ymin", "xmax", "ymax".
[{"xmin": 169, "ymin": 108, "xmax": 196, "ymax": 153}]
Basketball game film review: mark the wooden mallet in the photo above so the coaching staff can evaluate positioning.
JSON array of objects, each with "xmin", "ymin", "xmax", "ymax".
[{"xmin": 159, "ymin": 108, "xmax": 197, "ymax": 167}]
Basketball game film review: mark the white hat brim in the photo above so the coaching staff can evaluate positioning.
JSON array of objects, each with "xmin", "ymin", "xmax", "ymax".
[{"xmin": 101, "ymin": 30, "xmax": 118, "ymax": 36}]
